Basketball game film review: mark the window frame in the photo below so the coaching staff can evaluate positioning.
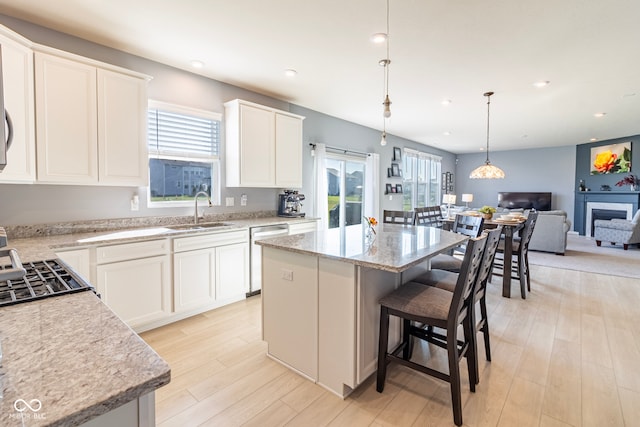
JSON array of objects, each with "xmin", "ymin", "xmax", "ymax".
[
  {"xmin": 402, "ymin": 148, "xmax": 442, "ymax": 210},
  {"xmin": 147, "ymin": 100, "xmax": 222, "ymax": 208}
]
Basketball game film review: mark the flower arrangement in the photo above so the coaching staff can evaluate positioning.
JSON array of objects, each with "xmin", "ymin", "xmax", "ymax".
[
  {"xmin": 364, "ymin": 216, "xmax": 378, "ymax": 234},
  {"xmin": 477, "ymin": 206, "xmax": 496, "ymax": 214},
  {"xmin": 615, "ymin": 174, "xmax": 639, "ymax": 188}
]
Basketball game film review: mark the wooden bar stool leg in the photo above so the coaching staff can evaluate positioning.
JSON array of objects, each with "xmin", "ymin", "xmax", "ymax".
[
  {"xmin": 447, "ymin": 338, "xmax": 463, "ymax": 426},
  {"xmin": 376, "ymin": 306, "xmax": 390, "ymax": 393}
]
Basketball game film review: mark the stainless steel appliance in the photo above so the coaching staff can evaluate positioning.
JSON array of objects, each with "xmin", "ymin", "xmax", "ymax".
[
  {"xmin": 0, "ymin": 229, "xmax": 95, "ymax": 306},
  {"xmin": 248, "ymin": 224, "xmax": 289, "ymax": 296},
  {"xmin": 0, "ymin": 257, "xmax": 95, "ymax": 306},
  {"xmin": 0, "ymin": 44, "xmax": 14, "ymax": 172},
  {"xmin": 277, "ymin": 190, "xmax": 305, "ymax": 218}
]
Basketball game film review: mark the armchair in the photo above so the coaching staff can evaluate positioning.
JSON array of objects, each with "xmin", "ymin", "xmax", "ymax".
[{"xmin": 594, "ymin": 210, "xmax": 640, "ymax": 250}]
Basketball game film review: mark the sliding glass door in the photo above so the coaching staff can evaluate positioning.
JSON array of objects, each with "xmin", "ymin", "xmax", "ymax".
[{"xmin": 325, "ymin": 155, "xmax": 366, "ymax": 231}]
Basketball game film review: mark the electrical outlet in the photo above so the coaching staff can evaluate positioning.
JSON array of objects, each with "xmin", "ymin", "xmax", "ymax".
[
  {"xmin": 226, "ymin": 197, "xmax": 234, "ymax": 207},
  {"xmin": 281, "ymin": 269, "xmax": 293, "ymax": 281},
  {"xmin": 130, "ymin": 195, "xmax": 139, "ymax": 211},
  {"xmin": 240, "ymin": 194, "xmax": 247, "ymax": 206}
]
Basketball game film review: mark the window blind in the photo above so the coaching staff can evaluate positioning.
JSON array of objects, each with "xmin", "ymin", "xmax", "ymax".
[{"xmin": 148, "ymin": 109, "xmax": 220, "ymax": 157}]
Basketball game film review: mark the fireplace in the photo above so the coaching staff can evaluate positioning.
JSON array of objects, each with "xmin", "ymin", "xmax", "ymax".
[{"xmin": 585, "ymin": 202, "xmax": 633, "ymax": 236}]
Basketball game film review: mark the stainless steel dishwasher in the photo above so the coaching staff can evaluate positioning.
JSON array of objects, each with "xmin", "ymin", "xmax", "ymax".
[{"xmin": 248, "ymin": 224, "xmax": 289, "ymax": 296}]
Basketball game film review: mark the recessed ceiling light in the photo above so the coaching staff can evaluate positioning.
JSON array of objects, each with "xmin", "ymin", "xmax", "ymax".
[
  {"xmin": 441, "ymin": 99, "xmax": 452, "ymax": 106},
  {"xmin": 284, "ymin": 69, "xmax": 297, "ymax": 77},
  {"xmin": 594, "ymin": 112, "xmax": 607, "ymax": 118},
  {"xmin": 443, "ymin": 131, "xmax": 451, "ymax": 136},
  {"xmin": 371, "ymin": 33, "xmax": 388, "ymax": 43},
  {"xmin": 191, "ymin": 60, "xmax": 204, "ymax": 69},
  {"xmin": 590, "ymin": 138, "xmax": 598, "ymax": 142},
  {"xmin": 533, "ymin": 80, "xmax": 550, "ymax": 88}
]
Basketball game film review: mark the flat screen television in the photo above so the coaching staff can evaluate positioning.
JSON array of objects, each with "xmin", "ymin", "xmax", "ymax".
[{"xmin": 497, "ymin": 192, "xmax": 552, "ymax": 211}]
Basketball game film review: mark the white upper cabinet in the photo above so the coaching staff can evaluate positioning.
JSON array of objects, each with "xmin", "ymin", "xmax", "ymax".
[
  {"xmin": 225, "ymin": 99, "xmax": 304, "ymax": 188},
  {"xmin": 0, "ymin": 26, "xmax": 36, "ymax": 183},
  {"xmin": 97, "ymin": 68, "xmax": 148, "ymax": 185},
  {"xmin": 34, "ymin": 47, "xmax": 149, "ymax": 186}
]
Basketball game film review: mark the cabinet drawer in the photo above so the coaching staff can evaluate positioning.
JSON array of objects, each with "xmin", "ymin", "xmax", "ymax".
[
  {"xmin": 97, "ymin": 239, "xmax": 169, "ymax": 264},
  {"xmin": 173, "ymin": 229, "xmax": 249, "ymax": 252},
  {"xmin": 288, "ymin": 220, "xmax": 318, "ymax": 235}
]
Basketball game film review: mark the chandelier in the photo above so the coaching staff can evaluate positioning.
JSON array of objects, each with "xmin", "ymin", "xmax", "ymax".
[{"xmin": 469, "ymin": 91, "xmax": 505, "ymax": 179}]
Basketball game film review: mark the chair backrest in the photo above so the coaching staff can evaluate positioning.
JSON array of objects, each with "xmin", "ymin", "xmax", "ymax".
[
  {"xmin": 473, "ymin": 226, "xmax": 503, "ymax": 301},
  {"xmin": 448, "ymin": 234, "xmax": 487, "ymax": 328},
  {"xmin": 414, "ymin": 206, "xmax": 443, "ymax": 227},
  {"xmin": 383, "ymin": 210, "xmax": 415, "ymax": 225},
  {"xmin": 452, "ymin": 214, "xmax": 484, "ymax": 238},
  {"xmin": 519, "ymin": 211, "xmax": 539, "ymax": 252}
]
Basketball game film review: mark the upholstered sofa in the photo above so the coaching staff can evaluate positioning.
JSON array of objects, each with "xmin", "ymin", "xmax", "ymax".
[{"xmin": 527, "ymin": 210, "xmax": 571, "ymax": 254}]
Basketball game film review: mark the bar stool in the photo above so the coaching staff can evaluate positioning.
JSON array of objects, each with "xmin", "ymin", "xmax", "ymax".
[
  {"xmin": 412, "ymin": 226, "xmax": 503, "ymax": 380},
  {"xmin": 376, "ymin": 235, "xmax": 487, "ymax": 426},
  {"xmin": 430, "ymin": 214, "xmax": 484, "ymax": 273},
  {"xmin": 492, "ymin": 212, "xmax": 538, "ymax": 298}
]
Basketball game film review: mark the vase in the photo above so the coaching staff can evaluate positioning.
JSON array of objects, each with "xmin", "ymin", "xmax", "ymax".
[
  {"xmin": 364, "ymin": 226, "xmax": 376, "ymax": 245},
  {"xmin": 631, "ymin": 184, "xmax": 637, "ymax": 191},
  {"xmin": 482, "ymin": 213, "xmax": 493, "ymax": 220}
]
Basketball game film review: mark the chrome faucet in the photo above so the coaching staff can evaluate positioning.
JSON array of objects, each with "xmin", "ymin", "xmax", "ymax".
[{"xmin": 194, "ymin": 191, "xmax": 212, "ymax": 224}]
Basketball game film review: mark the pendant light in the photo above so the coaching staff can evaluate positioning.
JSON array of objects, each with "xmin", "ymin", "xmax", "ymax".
[
  {"xmin": 379, "ymin": 0, "xmax": 392, "ymax": 145},
  {"xmin": 469, "ymin": 91, "xmax": 505, "ymax": 179}
]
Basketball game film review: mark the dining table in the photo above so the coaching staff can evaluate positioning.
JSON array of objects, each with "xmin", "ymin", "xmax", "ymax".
[{"xmin": 442, "ymin": 216, "xmax": 525, "ymax": 298}]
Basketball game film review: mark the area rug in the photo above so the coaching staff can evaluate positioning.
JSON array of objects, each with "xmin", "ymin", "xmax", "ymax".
[{"xmin": 527, "ymin": 234, "xmax": 640, "ymax": 278}]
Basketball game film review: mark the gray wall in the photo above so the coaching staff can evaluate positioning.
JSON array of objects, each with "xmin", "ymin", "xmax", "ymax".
[
  {"xmin": 455, "ymin": 145, "xmax": 577, "ymax": 227},
  {"xmin": 289, "ymin": 105, "xmax": 456, "ymax": 218},
  {"xmin": 0, "ymin": 14, "xmax": 454, "ymax": 226}
]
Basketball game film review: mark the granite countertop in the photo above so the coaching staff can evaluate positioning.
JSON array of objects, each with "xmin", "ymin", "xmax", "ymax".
[
  {"xmin": 0, "ymin": 291, "xmax": 171, "ymax": 426},
  {"xmin": 5, "ymin": 216, "xmax": 317, "ymax": 262},
  {"xmin": 257, "ymin": 223, "xmax": 467, "ymax": 273}
]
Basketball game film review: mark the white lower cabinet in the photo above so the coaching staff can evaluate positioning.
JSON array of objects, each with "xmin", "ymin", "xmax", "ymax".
[
  {"xmin": 57, "ymin": 228, "xmax": 249, "ymax": 332},
  {"xmin": 96, "ymin": 240, "xmax": 171, "ymax": 332},
  {"xmin": 287, "ymin": 219, "xmax": 318, "ymax": 235},
  {"xmin": 173, "ymin": 247, "xmax": 215, "ymax": 312},
  {"xmin": 55, "ymin": 248, "xmax": 91, "ymax": 282},
  {"xmin": 215, "ymin": 242, "xmax": 249, "ymax": 302},
  {"xmin": 173, "ymin": 229, "xmax": 249, "ymax": 314}
]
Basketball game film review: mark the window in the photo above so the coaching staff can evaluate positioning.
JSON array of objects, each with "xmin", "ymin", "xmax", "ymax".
[
  {"xmin": 325, "ymin": 154, "xmax": 366, "ymax": 229},
  {"xmin": 402, "ymin": 148, "xmax": 442, "ymax": 210},
  {"xmin": 147, "ymin": 101, "xmax": 221, "ymax": 206}
]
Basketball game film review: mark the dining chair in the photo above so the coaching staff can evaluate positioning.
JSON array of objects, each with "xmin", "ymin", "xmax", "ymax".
[
  {"xmin": 492, "ymin": 211, "xmax": 539, "ymax": 298},
  {"xmin": 411, "ymin": 226, "xmax": 503, "ymax": 380},
  {"xmin": 413, "ymin": 206, "xmax": 444, "ymax": 227},
  {"xmin": 382, "ymin": 209, "xmax": 415, "ymax": 225},
  {"xmin": 429, "ymin": 214, "xmax": 484, "ymax": 272},
  {"xmin": 376, "ymin": 234, "xmax": 487, "ymax": 426}
]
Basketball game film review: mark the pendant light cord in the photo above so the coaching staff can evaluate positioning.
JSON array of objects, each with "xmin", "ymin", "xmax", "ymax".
[{"xmin": 485, "ymin": 91, "xmax": 493, "ymax": 164}]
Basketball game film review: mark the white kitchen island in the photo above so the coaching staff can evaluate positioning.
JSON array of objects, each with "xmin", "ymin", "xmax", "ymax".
[{"xmin": 257, "ymin": 224, "xmax": 467, "ymax": 398}]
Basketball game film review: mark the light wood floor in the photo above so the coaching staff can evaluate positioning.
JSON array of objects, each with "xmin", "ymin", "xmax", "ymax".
[{"xmin": 140, "ymin": 265, "xmax": 640, "ymax": 426}]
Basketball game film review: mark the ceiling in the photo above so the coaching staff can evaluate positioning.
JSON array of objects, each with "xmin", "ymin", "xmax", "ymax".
[{"xmin": 1, "ymin": 0, "xmax": 639, "ymax": 154}]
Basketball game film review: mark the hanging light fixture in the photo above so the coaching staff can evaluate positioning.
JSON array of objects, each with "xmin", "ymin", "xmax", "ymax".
[
  {"xmin": 378, "ymin": 0, "xmax": 392, "ymax": 145},
  {"xmin": 469, "ymin": 91, "xmax": 505, "ymax": 179}
]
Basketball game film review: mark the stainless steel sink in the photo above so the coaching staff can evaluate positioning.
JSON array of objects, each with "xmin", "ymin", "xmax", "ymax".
[{"xmin": 168, "ymin": 222, "xmax": 232, "ymax": 231}]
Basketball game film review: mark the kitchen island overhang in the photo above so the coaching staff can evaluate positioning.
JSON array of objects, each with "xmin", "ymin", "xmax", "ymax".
[{"xmin": 258, "ymin": 225, "xmax": 467, "ymax": 398}]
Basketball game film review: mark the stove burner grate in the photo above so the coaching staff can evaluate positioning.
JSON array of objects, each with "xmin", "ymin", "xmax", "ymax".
[{"xmin": 0, "ymin": 259, "xmax": 94, "ymax": 306}]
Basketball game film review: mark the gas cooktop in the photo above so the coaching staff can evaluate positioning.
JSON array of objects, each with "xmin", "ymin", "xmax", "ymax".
[{"xmin": 0, "ymin": 259, "xmax": 95, "ymax": 307}]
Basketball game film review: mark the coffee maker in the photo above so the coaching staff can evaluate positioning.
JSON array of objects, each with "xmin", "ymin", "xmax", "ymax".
[{"xmin": 278, "ymin": 190, "xmax": 305, "ymax": 217}]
